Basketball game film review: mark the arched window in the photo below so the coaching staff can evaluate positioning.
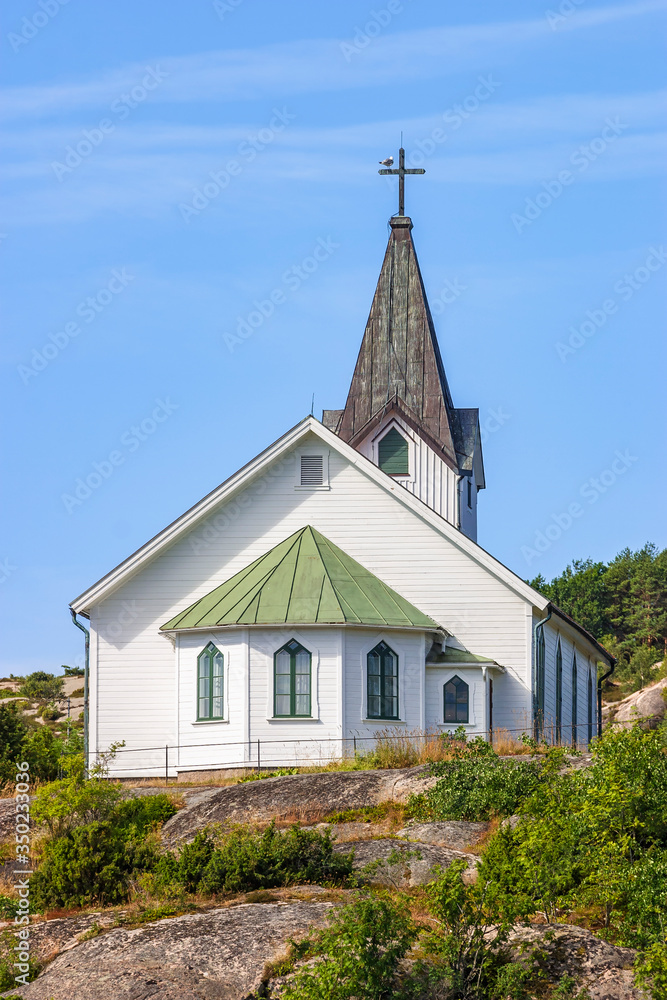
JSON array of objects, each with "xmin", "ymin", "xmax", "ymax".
[
  {"xmin": 555, "ymin": 639, "xmax": 563, "ymax": 744},
  {"xmin": 535, "ymin": 626, "xmax": 546, "ymax": 739},
  {"xmin": 378, "ymin": 428, "xmax": 409, "ymax": 476},
  {"xmin": 587, "ymin": 667, "xmax": 594, "ymax": 745},
  {"xmin": 571, "ymin": 654, "xmax": 578, "ymax": 746},
  {"xmin": 197, "ymin": 643, "xmax": 224, "ymax": 720},
  {"xmin": 444, "ymin": 675, "xmax": 469, "ymax": 723},
  {"xmin": 274, "ymin": 639, "xmax": 311, "ymax": 717},
  {"xmin": 367, "ymin": 641, "xmax": 399, "ymax": 720}
]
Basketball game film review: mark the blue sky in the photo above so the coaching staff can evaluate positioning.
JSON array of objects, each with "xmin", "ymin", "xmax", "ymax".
[{"xmin": 1, "ymin": 0, "xmax": 666, "ymax": 675}]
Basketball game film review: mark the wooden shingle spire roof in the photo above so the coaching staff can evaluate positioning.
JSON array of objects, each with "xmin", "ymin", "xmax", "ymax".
[{"xmin": 333, "ymin": 216, "xmax": 460, "ymax": 469}]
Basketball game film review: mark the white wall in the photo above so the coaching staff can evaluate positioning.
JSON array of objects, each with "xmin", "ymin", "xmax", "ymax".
[
  {"xmin": 425, "ymin": 666, "xmax": 485, "ymax": 734},
  {"xmin": 540, "ymin": 619, "xmax": 598, "ymax": 746},
  {"xmin": 89, "ymin": 430, "xmax": 532, "ymax": 775},
  {"xmin": 356, "ymin": 416, "xmax": 459, "ymax": 527}
]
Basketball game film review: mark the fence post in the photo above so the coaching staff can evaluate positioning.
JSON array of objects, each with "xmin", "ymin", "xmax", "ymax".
[
  {"xmin": 165, "ymin": 745, "xmax": 168, "ymax": 786},
  {"xmin": 257, "ymin": 738, "xmax": 260, "ymax": 774},
  {"xmin": 353, "ymin": 736, "xmax": 356, "ymax": 756}
]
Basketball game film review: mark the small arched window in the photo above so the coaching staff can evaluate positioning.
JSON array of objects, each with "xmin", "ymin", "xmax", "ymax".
[
  {"xmin": 378, "ymin": 428, "xmax": 409, "ymax": 476},
  {"xmin": 367, "ymin": 641, "xmax": 399, "ymax": 720},
  {"xmin": 274, "ymin": 639, "xmax": 311, "ymax": 717},
  {"xmin": 197, "ymin": 643, "xmax": 224, "ymax": 720},
  {"xmin": 571, "ymin": 654, "xmax": 578, "ymax": 746},
  {"xmin": 555, "ymin": 639, "xmax": 563, "ymax": 744},
  {"xmin": 444, "ymin": 675, "xmax": 469, "ymax": 724}
]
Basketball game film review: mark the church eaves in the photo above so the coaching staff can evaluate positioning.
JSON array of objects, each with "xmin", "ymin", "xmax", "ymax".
[{"xmin": 333, "ymin": 216, "xmax": 464, "ymax": 470}]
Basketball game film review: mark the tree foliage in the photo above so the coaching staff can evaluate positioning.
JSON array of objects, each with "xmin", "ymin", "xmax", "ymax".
[{"xmin": 529, "ymin": 542, "xmax": 667, "ymax": 685}]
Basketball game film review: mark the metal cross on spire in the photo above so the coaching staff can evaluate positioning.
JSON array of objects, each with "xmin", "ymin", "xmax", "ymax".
[{"xmin": 378, "ymin": 147, "xmax": 425, "ymax": 216}]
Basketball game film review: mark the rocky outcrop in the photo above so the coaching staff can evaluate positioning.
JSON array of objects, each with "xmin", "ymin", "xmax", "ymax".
[
  {"xmin": 161, "ymin": 766, "xmax": 436, "ymax": 844},
  {"xmin": 605, "ymin": 676, "xmax": 667, "ymax": 729},
  {"xmin": 395, "ymin": 819, "xmax": 489, "ymax": 850},
  {"xmin": 1, "ymin": 900, "xmax": 335, "ymax": 1000},
  {"xmin": 333, "ymin": 838, "xmax": 476, "ymax": 886},
  {"xmin": 508, "ymin": 924, "xmax": 646, "ymax": 1000}
]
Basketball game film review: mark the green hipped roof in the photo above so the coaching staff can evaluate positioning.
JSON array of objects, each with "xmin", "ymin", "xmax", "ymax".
[{"xmin": 162, "ymin": 526, "xmax": 439, "ymax": 631}]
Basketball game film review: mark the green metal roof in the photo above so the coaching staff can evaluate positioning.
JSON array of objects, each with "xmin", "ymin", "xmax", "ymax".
[
  {"xmin": 162, "ymin": 526, "xmax": 439, "ymax": 631},
  {"xmin": 426, "ymin": 647, "xmax": 499, "ymax": 666}
]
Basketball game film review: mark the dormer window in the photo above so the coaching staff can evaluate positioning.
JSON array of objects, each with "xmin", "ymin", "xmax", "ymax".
[
  {"xmin": 467, "ymin": 478, "xmax": 473, "ymax": 509},
  {"xmin": 378, "ymin": 428, "xmax": 409, "ymax": 476}
]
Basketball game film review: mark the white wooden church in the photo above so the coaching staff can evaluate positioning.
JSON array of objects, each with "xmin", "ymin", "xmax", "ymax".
[{"xmin": 71, "ymin": 174, "xmax": 613, "ymax": 777}]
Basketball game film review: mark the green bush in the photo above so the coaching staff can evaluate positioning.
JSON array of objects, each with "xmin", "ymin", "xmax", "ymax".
[
  {"xmin": 18, "ymin": 671, "xmax": 64, "ymax": 702},
  {"xmin": 150, "ymin": 823, "xmax": 354, "ymax": 897},
  {"xmin": 478, "ymin": 724, "xmax": 667, "ymax": 941},
  {"xmin": 281, "ymin": 894, "xmax": 417, "ymax": 1000},
  {"xmin": 30, "ymin": 788, "xmax": 177, "ymax": 909},
  {"xmin": 30, "ymin": 820, "xmax": 159, "ymax": 909},
  {"xmin": 409, "ymin": 738, "xmax": 543, "ymax": 822}
]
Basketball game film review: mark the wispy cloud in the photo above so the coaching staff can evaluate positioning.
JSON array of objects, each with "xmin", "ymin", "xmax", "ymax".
[
  {"xmin": 0, "ymin": 1, "xmax": 665, "ymax": 121},
  {"xmin": 0, "ymin": 86, "xmax": 664, "ymax": 227}
]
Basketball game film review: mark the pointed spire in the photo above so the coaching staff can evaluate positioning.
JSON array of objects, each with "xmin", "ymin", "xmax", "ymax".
[{"xmin": 337, "ymin": 216, "xmax": 459, "ymax": 467}]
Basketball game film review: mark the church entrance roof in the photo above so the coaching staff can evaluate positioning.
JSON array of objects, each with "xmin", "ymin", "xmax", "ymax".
[{"xmin": 161, "ymin": 525, "xmax": 439, "ymax": 632}]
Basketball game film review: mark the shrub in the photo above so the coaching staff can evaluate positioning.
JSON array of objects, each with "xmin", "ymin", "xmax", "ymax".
[
  {"xmin": 0, "ymin": 704, "xmax": 28, "ymax": 783},
  {"xmin": 33, "ymin": 777, "xmax": 124, "ymax": 837},
  {"xmin": 409, "ymin": 738, "xmax": 543, "ymax": 822},
  {"xmin": 30, "ymin": 791, "xmax": 177, "ymax": 910},
  {"xmin": 30, "ymin": 820, "xmax": 159, "ymax": 909},
  {"xmin": 281, "ymin": 893, "xmax": 417, "ymax": 1000},
  {"xmin": 150, "ymin": 823, "xmax": 354, "ymax": 897},
  {"xmin": 18, "ymin": 671, "xmax": 63, "ymax": 702},
  {"xmin": 63, "ymin": 665, "xmax": 84, "ymax": 677}
]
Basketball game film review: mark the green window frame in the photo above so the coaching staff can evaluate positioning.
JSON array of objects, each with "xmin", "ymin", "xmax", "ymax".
[
  {"xmin": 197, "ymin": 642, "xmax": 224, "ymax": 720},
  {"xmin": 378, "ymin": 428, "xmax": 409, "ymax": 476},
  {"xmin": 571, "ymin": 654, "xmax": 578, "ymax": 746},
  {"xmin": 367, "ymin": 641, "xmax": 399, "ymax": 720},
  {"xmin": 555, "ymin": 639, "xmax": 563, "ymax": 743},
  {"xmin": 274, "ymin": 639, "xmax": 312, "ymax": 718},
  {"xmin": 444, "ymin": 674, "xmax": 469, "ymax": 723}
]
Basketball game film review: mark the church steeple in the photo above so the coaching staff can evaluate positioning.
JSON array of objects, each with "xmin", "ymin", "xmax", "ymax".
[
  {"xmin": 323, "ymin": 210, "xmax": 485, "ymax": 538},
  {"xmin": 333, "ymin": 215, "xmax": 459, "ymax": 468}
]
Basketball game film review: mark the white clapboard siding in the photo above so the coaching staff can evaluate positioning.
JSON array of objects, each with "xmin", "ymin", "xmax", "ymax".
[
  {"xmin": 90, "ymin": 432, "xmax": 534, "ymax": 775},
  {"xmin": 540, "ymin": 620, "xmax": 598, "ymax": 746},
  {"xmin": 356, "ymin": 418, "xmax": 458, "ymax": 525}
]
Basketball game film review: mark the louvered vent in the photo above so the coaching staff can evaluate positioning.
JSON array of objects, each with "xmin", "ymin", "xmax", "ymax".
[{"xmin": 300, "ymin": 455, "xmax": 324, "ymax": 486}]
